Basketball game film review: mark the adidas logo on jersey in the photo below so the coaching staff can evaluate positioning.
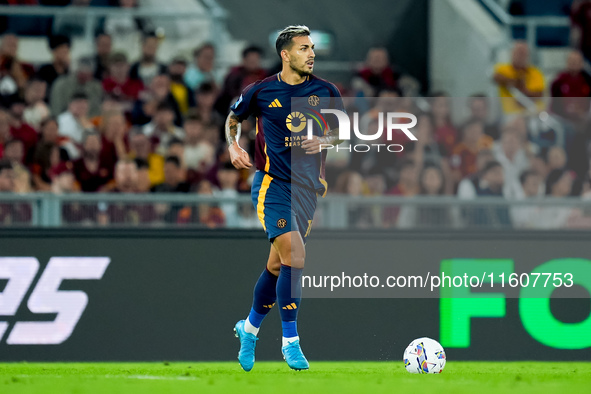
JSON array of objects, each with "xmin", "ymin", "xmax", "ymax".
[{"xmin": 268, "ymin": 99, "xmax": 282, "ymax": 108}]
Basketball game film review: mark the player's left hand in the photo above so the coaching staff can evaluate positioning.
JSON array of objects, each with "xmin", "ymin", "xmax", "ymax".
[{"xmin": 301, "ymin": 135, "xmax": 324, "ymax": 155}]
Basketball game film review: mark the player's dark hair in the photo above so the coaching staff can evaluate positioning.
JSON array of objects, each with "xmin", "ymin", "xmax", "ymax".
[{"xmin": 275, "ymin": 25, "xmax": 311, "ymax": 58}]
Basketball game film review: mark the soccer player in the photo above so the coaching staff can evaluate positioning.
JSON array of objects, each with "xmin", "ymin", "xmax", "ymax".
[{"xmin": 225, "ymin": 25, "xmax": 344, "ymax": 371}]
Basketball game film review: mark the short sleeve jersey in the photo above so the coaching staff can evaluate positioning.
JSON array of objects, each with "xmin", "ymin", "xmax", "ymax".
[{"xmin": 231, "ymin": 73, "xmax": 345, "ymax": 195}]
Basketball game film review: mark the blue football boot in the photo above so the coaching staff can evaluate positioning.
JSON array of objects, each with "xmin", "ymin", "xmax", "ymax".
[
  {"xmin": 234, "ymin": 320, "xmax": 258, "ymax": 372},
  {"xmin": 282, "ymin": 339, "xmax": 309, "ymax": 370}
]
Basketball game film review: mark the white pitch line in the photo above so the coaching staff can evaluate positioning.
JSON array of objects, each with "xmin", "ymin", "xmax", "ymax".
[{"xmin": 11, "ymin": 374, "xmax": 199, "ymax": 381}]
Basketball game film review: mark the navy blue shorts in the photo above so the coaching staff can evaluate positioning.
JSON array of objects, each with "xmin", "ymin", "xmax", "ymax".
[{"xmin": 251, "ymin": 171, "xmax": 318, "ymax": 243}]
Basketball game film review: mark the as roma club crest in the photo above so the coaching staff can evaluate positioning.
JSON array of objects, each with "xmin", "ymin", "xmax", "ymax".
[{"xmin": 308, "ymin": 94, "xmax": 320, "ymax": 106}]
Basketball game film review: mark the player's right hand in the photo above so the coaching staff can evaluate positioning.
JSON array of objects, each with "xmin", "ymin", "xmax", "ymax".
[{"xmin": 229, "ymin": 143, "xmax": 253, "ymax": 169}]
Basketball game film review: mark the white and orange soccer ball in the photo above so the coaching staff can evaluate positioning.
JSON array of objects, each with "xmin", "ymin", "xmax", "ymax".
[{"xmin": 403, "ymin": 337, "xmax": 446, "ymax": 374}]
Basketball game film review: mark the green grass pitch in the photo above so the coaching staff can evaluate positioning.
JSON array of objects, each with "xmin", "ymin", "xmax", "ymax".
[{"xmin": 1, "ymin": 362, "xmax": 590, "ymax": 394}]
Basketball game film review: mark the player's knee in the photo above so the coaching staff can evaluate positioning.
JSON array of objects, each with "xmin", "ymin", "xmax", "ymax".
[
  {"xmin": 267, "ymin": 259, "xmax": 281, "ymax": 276},
  {"xmin": 289, "ymin": 255, "xmax": 305, "ymax": 269}
]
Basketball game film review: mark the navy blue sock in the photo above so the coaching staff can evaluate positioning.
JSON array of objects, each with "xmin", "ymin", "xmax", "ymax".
[
  {"xmin": 247, "ymin": 268, "xmax": 278, "ymax": 328},
  {"xmin": 277, "ymin": 264, "xmax": 303, "ymax": 338}
]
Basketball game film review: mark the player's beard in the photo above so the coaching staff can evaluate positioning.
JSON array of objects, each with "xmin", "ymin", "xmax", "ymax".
[{"xmin": 289, "ymin": 59, "xmax": 312, "ymax": 77}]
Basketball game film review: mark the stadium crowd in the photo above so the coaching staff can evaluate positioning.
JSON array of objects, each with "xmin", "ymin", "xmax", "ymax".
[{"xmin": 0, "ymin": 2, "xmax": 591, "ymax": 228}]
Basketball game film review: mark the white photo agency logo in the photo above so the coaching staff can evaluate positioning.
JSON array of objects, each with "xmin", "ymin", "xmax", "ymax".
[{"xmin": 288, "ymin": 109, "xmax": 418, "ymax": 152}]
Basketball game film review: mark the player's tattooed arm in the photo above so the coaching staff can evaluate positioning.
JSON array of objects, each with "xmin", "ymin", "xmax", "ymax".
[
  {"xmin": 225, "ymin": 111, "xmax": 241, "ymax": 146},
  {"xmin": 302, "ymin": 127, "xmax": 344, "ymax": 155},
  {"xmin": 225, "ymin": 111, "xmax": 252, "ymax": 169}
]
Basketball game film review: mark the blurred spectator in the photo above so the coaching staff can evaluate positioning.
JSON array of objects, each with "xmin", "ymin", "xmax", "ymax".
[
  {"xmin": 50, "ymin": 57, "xmax": 103, "ymax": 117},
  {"xmin": 429, "ymin": 93, "xmax": 458, "ymax": 156},
  {"xmin": 215, "ymin": 161, "xmax": 240, "ymax": 227},
  {"xmin": 99, "ymin": 110, "xmax": 128, "ymax": 173},
  {"xmin": 35, "ymin": 117, "xmax": 63, "ymax": 152},
  {"xmin": 0, "ymin": 34, "xmax": 34, "ymax": 105},
  {"xmin": 12, "ymin": 159, "xmax": 31, "ymax": 194},
  {"xmin": 111, "ymin": 158, "xmax": 138, "ymax": 193},
  {"xmin": 183, "ymin": 113, "xmax": 214, "ymax": 173},
  {"xmin": 37, "ymin": 35, "xmax": 71, "ymax": 92},
  {"xmin": 194, "ymin": 82, "xmax": 223, "ymax": 128},
  {"xmin": 184, "ymin": 43, "xmax": 220, "ymax": 90},
  {"xmin": 511, "ymin": 170, "xmax": 544, "ymax": 228},
  {"xmin": 215, "ymin": 45, "xmax": 266, "ymax": 116},
  {"xmin": 334, "ymin": 170, "xmax": 374, "ymax": 228},
  {"xmin": 23, "ymin": 78, "xmax": 50, "ymax": 130},
  {"xmin": 571, "ymin": 0, "xmax": 591, "ymax": 62},
  {"xmin": 131, "ymin": 73, "xmax": 181, "ymax": 126},
  {"xmin": 177, "ymin": 179, "xmax": 225, "ymax": 227},
  {"xmin": 457, "ymin": 149, "xmax": 497, "ymax": 199},
  {"xmin": 134, "ymin": 158, "xmax": 151, "ymax": 192},
  {"xmin": 50, "ymin": 161, "xmax": 77, "ymax": 194},
  {"xmin": 351, "ymin": 47, "xmax": 399, "ymax": 97},
  {"xmin": 0, "ymin": 108, "xmax": 9, "ymax": 158},
  {"xmin": 408, "ymin": 113, "xmax": 453, "ymax": 193},
  {"xmin": 532, "ymin": 168, "xmax": 577, "ymax": 228},
  {"xmin": 151, "ymin": 155, "xmax": 189, "ymax": 193},
  {"xmin": 100, "ymin": 159, "xmax": 158, "ymax": 225},
  {"xmin": 129, "ymin": 34, "xmax": 166, "ymax": 86},
  {"xmin": 128, "ymin": 129, "xmax": 164, "ymax": 186},
  {"xmin": 0, "ymin": 159, "xmax": 31, "ymax": 223},
  {"xmin": 547, "ymin": 145, "xmax": 567, "ymax": 171},
  {"xmin": 398, "ymin": 165, "xmax": 459, "ymax": 228},
  {"xmin": 57, "ymin": 92, "xmax": 95, "ymax": 159},
  {"xmin": 468, "ymin": 161, "xmax": 512, "ymax": 228},
  {"xmin": 493, "ymin": 126, "xmax": 529, "ymax": 198},
  {"xmin": 387, "ymin": 159, "xmax": 419, "ymax": 197},
  {"xmin": 550, "ymin": 50, "xmax": 591, "ymax": 122},
  {"xmin": 165, "ymin": 138, "xmax": 186, "ymax": 182},
  {"xmin": 3, "ymin": 139, "xmax": 24, "ymax": 164},
  {"xmin": 530, "ymin": 152, "xmax": 549, "ymax": 180},
  {"xmin": 467, "ymin": 94, "xmax": 500, "ymax": 140},
  {"xmin": 142, "ymin": 102, "xmax": 184, "ymax": 155},
  {"xmin": 72, "ymin": 131, "xmax": 113, "ymax": 192},
  {"xmin": 32, "ymin": 141, "xmax": 61, "ymax": 191},
  {"xmin": 450, "ymin": 119, "xmax": 494, "ymax": 182},
  {"xmin": 7, "ymin": 98, "xmax": 37, "ymax": 163},
  {"xmin": 493, "ymin": 41, "xmax": 545, "ymax": 114},
  {"xmin": 0, "ymin": 159, "xmax": 14, "ymax": 192},
  {"xmin": 102, "ymin": 52, "xmax": 144, "ymax": 107},
  {"xmin": 168, "ymin": 56, "xmax": 195, "ymax": 116},
  {"xmin": 94, "ymin": 33, "xmax": 113, "ymax": 81}
]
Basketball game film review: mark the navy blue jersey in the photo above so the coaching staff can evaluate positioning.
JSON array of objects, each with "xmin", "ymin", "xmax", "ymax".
[{"xmin": 230, "ymin": 73, "xmax": 345, "ymax": 195}]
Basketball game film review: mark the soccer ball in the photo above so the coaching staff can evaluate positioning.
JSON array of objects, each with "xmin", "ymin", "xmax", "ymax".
[{"xmin": 403, "ymin": 337, "xmax": 446, "ymax": 374}]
